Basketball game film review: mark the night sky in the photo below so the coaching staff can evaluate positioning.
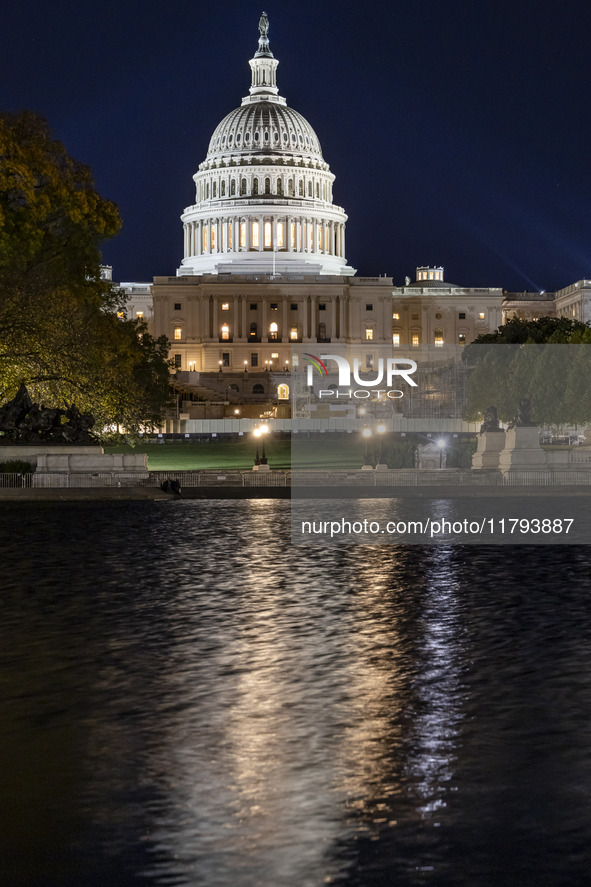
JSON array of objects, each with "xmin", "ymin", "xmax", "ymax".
[{"xmin": 3, "ymin": 0, "xmax": 591, "ymax": 292}]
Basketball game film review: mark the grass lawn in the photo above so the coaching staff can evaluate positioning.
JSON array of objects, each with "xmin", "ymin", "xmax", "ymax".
[{"xmin": 104, "ymin": 435, "xmax": 381, "ymax": 471}]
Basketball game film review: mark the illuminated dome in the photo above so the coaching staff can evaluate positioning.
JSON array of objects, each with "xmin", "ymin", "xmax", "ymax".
[
  {"xmin": 206, "ymin": 103, "xmax": 325, "ymax": 165},
  {"xmin": 178, "ymin": 13, "xmax": 354, "ymax": 277}
]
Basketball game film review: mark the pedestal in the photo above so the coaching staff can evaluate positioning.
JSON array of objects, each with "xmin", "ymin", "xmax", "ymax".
[
  {"xmin": 472, "ymin": 431, "xmax": 506, "ymax": 470},
  {"xmin": 498, "ymin": 426, "xmax": 549, "ymax": 476}
]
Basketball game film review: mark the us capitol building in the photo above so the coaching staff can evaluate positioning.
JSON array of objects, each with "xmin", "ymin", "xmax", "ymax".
[{"xmin": 114, "ymin": 14, "xmax": 591, "ymax": 426}]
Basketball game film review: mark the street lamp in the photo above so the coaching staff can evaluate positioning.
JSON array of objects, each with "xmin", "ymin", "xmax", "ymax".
[
  {"xmin": 376, "ymin": 423, "xmax": 387, "ymax": 469},
  {"xmin": 361, "ymin": 427, "xmax": 373, "ymax": 469},
  {"xmin": 218, "ymin": 360, "xmax": 223, "ymax": 374},
  {"xmin": 437, "ymin": 437, "xmax": 446, "ymax": 469},
  {"xmin": 243, "ymin": 360, "xmax": 248, "ymax": 374},
  {"xmin": 252, "ymin": 424, "xmax": 270, "ymax": 469},
  {"xmin": 253, "ymin": 426, "xmax": 261, "ymax": 466}
]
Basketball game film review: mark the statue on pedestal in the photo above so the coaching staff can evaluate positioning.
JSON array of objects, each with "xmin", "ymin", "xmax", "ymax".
[
  {"xmin": 508, "ymin": 399, "xmax": 535, "ymax": 428},
  {"xmin": 0, "ymin": 385, "xmax": 95, "ymax": 444},
  {"xmin": 480, "ymin": 405, "xmax": 499, "ymax": 434}
]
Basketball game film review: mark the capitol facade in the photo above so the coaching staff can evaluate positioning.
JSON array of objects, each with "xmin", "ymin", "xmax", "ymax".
[{"xmin": 116, "ymin": 14, "xmax": 591, "ymax": 425}]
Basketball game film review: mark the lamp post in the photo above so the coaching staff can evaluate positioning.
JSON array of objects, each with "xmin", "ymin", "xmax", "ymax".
[
  {"xmin": 243, "ymin": 360, "xmax": 248, "ymax": 374},
  {"xmin": 218, "ymin": 360, "xmax": 223, "ymax": 374},
  {"xmin": 361, "ymin": 427, "xmax": 373, "ymax": 470},
  {"xmin": 253, "ymin": 427, "xmax": 261, "ymax": 467},
  {"xmin": 437, "ymin": 437, "xmax": 446, "ymax": 469},
  {"xmin": 252, "ymin": 425, "xmax": 270, "ymax": 471},
  {"xmin": 376, "ymin": 423, "xmax": 387, "ymax": 470}
]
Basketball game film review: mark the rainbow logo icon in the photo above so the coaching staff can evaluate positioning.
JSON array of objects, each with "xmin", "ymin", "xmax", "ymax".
[{"xmin": 303, "ymin": 353, "xmax": 329, "ymax": 376}]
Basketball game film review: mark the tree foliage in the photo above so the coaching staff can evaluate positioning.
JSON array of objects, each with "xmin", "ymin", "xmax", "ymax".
[
  {"xmin": 0, "ymin": 112, "xmax": 170, "ymax": 436},
  {"xmin": 463, "ymin": 317, "xmax": 591, "ymax": 426}
]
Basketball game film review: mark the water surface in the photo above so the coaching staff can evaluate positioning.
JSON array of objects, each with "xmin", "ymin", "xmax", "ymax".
[{"xmin": 1, "ymin": 501, "xmax": 590, "ymax": 886}]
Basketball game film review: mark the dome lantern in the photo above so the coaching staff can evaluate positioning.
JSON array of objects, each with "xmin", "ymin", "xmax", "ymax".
[{"xmin": 247, "ymin": 11, "xmax": 280, "ymax": 101}]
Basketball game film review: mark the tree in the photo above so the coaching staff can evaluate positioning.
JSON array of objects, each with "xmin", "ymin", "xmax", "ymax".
[
  {"xmin": 0, "ymin": 112, "xmax": 170, "ymax": 436},
  {"xmin": 463, "ymin": 317, "xmax": 591, "ymax": 426}
]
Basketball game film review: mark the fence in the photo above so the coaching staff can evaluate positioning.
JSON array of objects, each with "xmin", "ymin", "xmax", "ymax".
[
  {"xmin": 0, "ymin": 473, "xmax": 33, "ymax": 488},
  {"xmin": 15, "ymin": 468, "xmax": 591, "ymax": 489}
]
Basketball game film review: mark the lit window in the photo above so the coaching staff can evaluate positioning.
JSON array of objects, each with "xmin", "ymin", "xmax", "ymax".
[
  {"xmin": 393, "ymin": 313, "xmax": 400, "ymax": 320},
  {"xmin": 136, "ymin": 311, "xmax": 143, "ymax": 319},
  {"xmin": 277, "ymin": 384, "xmax": 289, "ymax": 400},
  {"xmin": 412, "ymin": 334, "xmax": 420, "ymax": 346},
  {"xmin": 479, "ymin": 312, "xmax": 485, "ymax": 319},
  {"xmin": 291, "ymin": 221, "xmax": 296, "ymax": 248},
  {"xmin": 458, "ymin": 333, "xmax": 466, "ymax": 345},
  {"xmin": 252, "ymin": 221, "xmax": 259, "ymax": 248},
  {"xmin": 365, "ymin": 328, "xmax": 374, "ymax": 340},
  {"xmin": 269, "ymin": 322, "xmax": 278, "ymax": 340},
  {"xmin": 290, "ymin": 327, "xmax": 298, "ymax": 340},
  {"xmin": 264, "ymin": 221, "xmax": 272, "ymax": 248},
  {"xmin": 174, "ymin": 327, "xmax": 182, "ymax": 340},
  {"xmin": 240, "ymin": 222, "xmax": 246, "ymax": 248},
  {"xmin": 434, "ymin": 329, "xmax": 444, "ymax": 346},
  {"xmin": 277, "ymin": 221, "xmax": 285, "ymax": 248},
  {"xmin": 270, "ymin": 303, "xmax": 278, "ymax": 310},
  {"xmin": 221, "ymin": 303, "xmax": 229, "ymax": 311},
  {"xmin": 271, "ymin": 352, "xmax": 279, "ymax": 358},
  {"xmin": 210, "ymin": 226, "xmax": 215, "ymax": 250},
  {"xmin": 203, "ymin": 227, "xmax": 208, "ymax": 251},
  {"xmin": 116, "ymin": 311, "xmax": 124, "ymax": 319},
  {"xmin": 221, "ymin": 324, "xmax": 230, "ymax": 340},
  {"xmin": 393, "ymin": 333, "xmax": 400, "ymax": 346},
  {"xmin": 318, "ymin": 227, "xmax": 323, "ymax": 251}
]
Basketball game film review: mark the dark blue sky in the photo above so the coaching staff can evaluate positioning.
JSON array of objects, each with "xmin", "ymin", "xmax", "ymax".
[{"xmin": 3, "ymin": 0, "xmax": 591, "ymax": 291}]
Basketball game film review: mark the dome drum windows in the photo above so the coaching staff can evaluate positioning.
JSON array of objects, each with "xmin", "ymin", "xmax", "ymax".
[{"xmin": 251, "ymin": 220, "xmax": 260, "ymax": 248}]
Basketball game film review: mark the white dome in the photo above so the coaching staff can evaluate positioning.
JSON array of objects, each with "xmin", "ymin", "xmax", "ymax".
[
  {"xmin": 206, "ymin": 103, "xmax": 324, "ymax": 163},
  {"xmin": 178, "ymin": 14, "xmax": 354, "ymax": 277}
]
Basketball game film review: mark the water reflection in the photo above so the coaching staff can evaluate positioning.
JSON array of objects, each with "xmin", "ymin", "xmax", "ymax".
[{"xmin": 1, "ymin": 502, "xmax": 591, "ymax": 887}]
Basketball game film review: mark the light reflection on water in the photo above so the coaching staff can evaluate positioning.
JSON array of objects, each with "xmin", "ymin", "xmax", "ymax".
[{"xmin": 1, "ymin": 501, "xmax": 591, "ymax": 886}]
